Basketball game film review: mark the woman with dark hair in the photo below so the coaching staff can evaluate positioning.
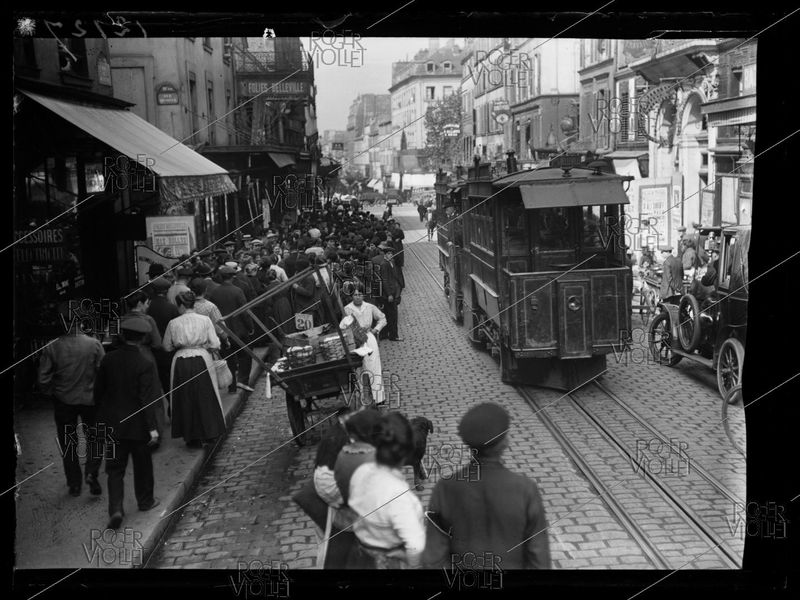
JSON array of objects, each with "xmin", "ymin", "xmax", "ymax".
[
  {"xmin": 347, "ymin": 412, "xmax": 425, "ymax": 568},
  {"xmin": 162, "ymin": 291, "xmax": 226, "ymax": 448},
  {"xmin": 341, "ymin": 283, "xmax": 387, "ymax": 405}
]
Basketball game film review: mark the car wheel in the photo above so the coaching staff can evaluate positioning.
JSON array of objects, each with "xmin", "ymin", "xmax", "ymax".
[
  {"xmin": 717, "ymin": 337, "xmax": 745, "ymax": 400},
  {"xmin": 677, "ymin": 294, "xmax": 703, "ymax": 352},
  {"xmin": 648, "ymin": 311, "xmax": 682, "ymax": 366}
]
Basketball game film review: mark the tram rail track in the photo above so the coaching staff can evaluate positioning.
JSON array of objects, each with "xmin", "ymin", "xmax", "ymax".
[{"xmin": 517, "ymin": 383, "xmax": 741, "ymax": 570}]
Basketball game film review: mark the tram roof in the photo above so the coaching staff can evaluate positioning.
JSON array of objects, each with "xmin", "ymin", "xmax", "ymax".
[{"xmin": 493, "ymin": 167, "xmax": 633, "ymax": 209}]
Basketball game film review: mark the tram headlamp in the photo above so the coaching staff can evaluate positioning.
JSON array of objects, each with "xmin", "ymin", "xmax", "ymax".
[{"xmin": 567, "ymin": 296, "xmax": 582, "ymax": 312}]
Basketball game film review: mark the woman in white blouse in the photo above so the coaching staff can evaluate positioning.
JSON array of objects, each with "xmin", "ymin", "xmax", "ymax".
[
  {"xmin": 347, "ymin": 412, "xmax": 425, "ymax": 568},
  {"xmin": 162, "ymin": 291, "xmax": 226, "ymax": 448},
  {"xmin": 341, "ymin": 285, "xmax": 387, "ymax": 405}
]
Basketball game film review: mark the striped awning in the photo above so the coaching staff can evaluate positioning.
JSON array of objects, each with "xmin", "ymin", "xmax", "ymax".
[{"xmin": 22, "ymin": 90, "xmax": 237, "ymax": 205}]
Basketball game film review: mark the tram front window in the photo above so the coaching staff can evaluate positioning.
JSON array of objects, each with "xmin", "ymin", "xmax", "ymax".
[{"xmin": 537, "ymin": 207, "xmax": 571, "ymax": 249}]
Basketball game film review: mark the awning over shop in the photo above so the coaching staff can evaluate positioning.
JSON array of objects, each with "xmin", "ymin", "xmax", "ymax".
[
  {"xmin": 268, "ymin": 152, "xmax": 296, "ymax": 168},
  {"xmin": 520, "ymin": 180, "xmax": 630, "ymax": 209},
  {"xmin": 22, "ymin": 90, "xmax": 237, "ymax": 205}
]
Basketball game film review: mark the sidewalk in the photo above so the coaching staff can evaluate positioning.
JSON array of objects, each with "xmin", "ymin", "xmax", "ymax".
[{"xmin": 13, "ymin": 356, "xmax": 265, "ymax": 569}]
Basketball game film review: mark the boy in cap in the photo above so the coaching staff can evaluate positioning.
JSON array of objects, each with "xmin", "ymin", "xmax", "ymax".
[
  {"xmin": 422, "ymin": 402, "xmax": 551, "ymax": 570},
  {"xmin": 94, "ymin": 317, "xmax": 160, "ymax": 530}
]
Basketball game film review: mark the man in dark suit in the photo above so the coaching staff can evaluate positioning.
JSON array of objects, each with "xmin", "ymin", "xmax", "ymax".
[
  {"xmin": 371, "ymin": 243, "xmax": 405, "ymax": 341},
  {"xmin": 94, "ymin": 317, "xmax": 160, "ymax": 530},
  {"xmin": 208, "ymin": 265, "xmax": 255, "ymax": 393},
  {"xmin": 659, "ymin": 245, "xmax": 684, "ymax": 304},
  {"xmin": 146, "ymin": 278, "xmax": 179, "ymax": 397},
  {"xmin": 422, "ymin": 402, "xmax": 551, "ymax": 569},
  {"xmin": 283, "ymin": 242, "xmax": 310, "ymax": 278}
]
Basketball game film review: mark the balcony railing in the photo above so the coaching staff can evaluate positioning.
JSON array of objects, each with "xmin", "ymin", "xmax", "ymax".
[{"xmin": 234, "ymin": 50, "xmax": 310, "ymax": 73}]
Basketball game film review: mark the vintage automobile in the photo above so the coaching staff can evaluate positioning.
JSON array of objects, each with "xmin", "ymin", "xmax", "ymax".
[
  {"xmin": 438, "ymin": 157, "xmax": 634, "ymax": 389},
  {"xmin": 648, "ymin": 225, "xmax": 749, "ymax": 400}
]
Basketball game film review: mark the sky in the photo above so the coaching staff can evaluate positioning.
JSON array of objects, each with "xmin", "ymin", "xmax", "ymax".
[{"xmin": 303, "ymin": 37, "xmax": 465, "ymax": 132}]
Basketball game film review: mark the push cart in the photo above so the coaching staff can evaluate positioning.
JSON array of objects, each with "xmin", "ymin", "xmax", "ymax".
[{"xmin": 216, "ymin": 263, "xmax": 363, "ymax": 446}]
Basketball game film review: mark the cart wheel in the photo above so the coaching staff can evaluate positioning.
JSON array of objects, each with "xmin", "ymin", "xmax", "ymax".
[
  {"xmin": 677, "ymin": 294, "xmax": 703, "ymax": 352},
  {"xmin": 648, "ymin": 311, "xmax": 682, "ymax": 366},
  {"xmin": 721, "ymin": 384, "xmax": 745, "ymax": 456},
  {"xmin": 285, "ymin": 394, "xmax": 308, "ymax": 446},
  {"xmin": 717, "ymin": 337, "xmax": 745, "ymax": 400}
]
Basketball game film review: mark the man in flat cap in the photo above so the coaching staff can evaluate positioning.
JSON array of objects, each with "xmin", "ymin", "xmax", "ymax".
[
  {"xmin": 371, "ymin": 243, "xmax": 405, "ymax": 341},
  {"xmin": 659, "ymin": 245, "xmax": 684, "ymax": 304},
  {"xmin": 422, "ymin": 402, "xmax": 551, "ymax": 570},
  {"xmin": 94, "ymin": 317, "xmax": 160, "ymax": 530}
]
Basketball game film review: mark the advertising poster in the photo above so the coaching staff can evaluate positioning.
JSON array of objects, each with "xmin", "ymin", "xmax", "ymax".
[
  {"xmin": 639, "ymin": 183, "xmax": 671, "ymax": 249},
  {"xmin": 146, "ymin": 216, "xmax": 196, "ymax": 259}
]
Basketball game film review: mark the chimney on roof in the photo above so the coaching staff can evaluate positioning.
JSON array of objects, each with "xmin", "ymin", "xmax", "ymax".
[{"xmin": 429, "ymin": 38, "xmax": 440, "ymax": 52}]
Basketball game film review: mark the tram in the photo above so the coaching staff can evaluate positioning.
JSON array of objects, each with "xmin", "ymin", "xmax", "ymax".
[{"xmin": 437, "ymin": 154, "xmax": 634, "ymax": 389}]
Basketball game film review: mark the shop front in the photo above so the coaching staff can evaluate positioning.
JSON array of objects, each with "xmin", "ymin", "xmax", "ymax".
[{"xmin": 13, "ymin": 88, "xmax": 236, "ymax": 403}]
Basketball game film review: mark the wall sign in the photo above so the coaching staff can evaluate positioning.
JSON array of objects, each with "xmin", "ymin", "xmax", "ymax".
[
  {"xmin": 97, "ymin": 55, "xmax": 112, "ymax": 86},
  {"xmin": 157, "ymin": 84, "xmax": 180, "ymax": 105}
]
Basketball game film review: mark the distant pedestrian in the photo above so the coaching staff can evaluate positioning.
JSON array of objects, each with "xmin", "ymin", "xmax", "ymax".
[
  {"xmin": 38, "ymin": 304, "xmax": 106, "ymax": 497},
  {"xmin": 348, "ymin": 412, "xmax": 425, "ymax": 568},
  {"xmin": 422, "ymin": 402, "xmax": 552, "ymax": 569},
  {"xmin": 427, "ymin": 209, "xmax": 437, "ymax": 242},
  {"xmin": 94, "ymin": 317, "xmax": 160, "ymax": 530},
  {"xmin": 417, "ymin": 202, "xmax": 426, "ymax": 223},
  {"xmin": 162, "ymin": 291, "xmax": 226, "ymax": 448}
]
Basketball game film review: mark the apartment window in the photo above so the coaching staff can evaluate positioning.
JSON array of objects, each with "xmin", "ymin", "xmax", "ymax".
[
  {"xmin": 443, "ymin": 61, "xmax": 452, "ymax": 73},
  {"xmin": 426, "ymin": 86, "xmax": 435, "ymax": 100},
  {"xmin": 188, "ymin": 73, "xmax": 199, "ymax": 143},
  {"xmin": 207, "ymin": 84, "xmax": 216, "ymax": 145},
  {"xmin": 741, "ymin": 63, "xmax": 756, "ymax": 94},
  {"xmin": 426, "ymin": 62, "xmax": 435, "ymax": 73},
  {"xmin": 59, "ymin": 38, "xmax": 88, "ymax": 77},
  {"xmin": 443, "ymin": 85, "xmax": 453, "ymax": 96},
  {"xmin": 203, "ymin": 38, "xmax": 213, "ymax": 52}
]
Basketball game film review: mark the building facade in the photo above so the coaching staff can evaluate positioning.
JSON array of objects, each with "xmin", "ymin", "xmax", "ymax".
[
  {"xmin": 701, "ymin": 38, "xmax": 756, "ymax": 227},
  {"xmin": 389, "ymin": 39, "xmax": 463, "ymax": 170}
]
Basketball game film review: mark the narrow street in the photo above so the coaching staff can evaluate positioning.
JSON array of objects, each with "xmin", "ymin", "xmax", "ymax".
[{"xmin": 151, "ymin": 205, "xmax": 745, "ymax": 570}]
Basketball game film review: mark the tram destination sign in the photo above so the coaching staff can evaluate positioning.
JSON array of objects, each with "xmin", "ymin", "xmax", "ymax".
[{"xmin": 237, "ymin": 79, "xmax": 308, "ymax": 98}]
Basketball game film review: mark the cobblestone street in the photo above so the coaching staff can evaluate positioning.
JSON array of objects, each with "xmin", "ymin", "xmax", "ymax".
[{"xmin": 151, "ymin": 206, "xmax": 745, "ymax": 571}]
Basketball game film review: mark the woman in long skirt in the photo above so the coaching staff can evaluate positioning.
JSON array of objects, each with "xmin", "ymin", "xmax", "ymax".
[
  {"xmin": 162, "ymin": 290, "xmax": 226, "ymax": 448},
  {"xmin": 340, "ymin": 285, "xmax": 387, "ymax": 406}
]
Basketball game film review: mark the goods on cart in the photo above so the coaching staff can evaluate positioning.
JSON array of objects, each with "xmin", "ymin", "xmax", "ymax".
[{"xmin": 286, "ymin": 345, "xmax": 315, "ymax": 368}]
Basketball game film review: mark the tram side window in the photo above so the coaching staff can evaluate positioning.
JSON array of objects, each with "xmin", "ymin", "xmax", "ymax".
[
  {"xmin": 470, "ymin": 201, "xmax": 495, "ymax": 253},
  {"xmin": 536, "ymin": 207, "xmax": 571, "ymax": 250}
]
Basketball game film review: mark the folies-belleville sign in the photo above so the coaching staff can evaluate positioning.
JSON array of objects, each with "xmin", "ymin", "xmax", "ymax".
[{"xmin": 238, "ymin": 79, "xmax": 308, "ymax": 98}]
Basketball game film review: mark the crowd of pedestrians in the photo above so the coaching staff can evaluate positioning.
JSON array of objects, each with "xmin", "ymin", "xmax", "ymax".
[{"xmin": 37, "ymin": 200, "xmax": 409, "ymax": 530}]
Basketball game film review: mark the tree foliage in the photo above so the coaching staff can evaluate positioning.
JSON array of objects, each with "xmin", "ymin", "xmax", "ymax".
[{"xmin": 423, "ymin": 92, "xmax": 463, "ymax": 171}]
